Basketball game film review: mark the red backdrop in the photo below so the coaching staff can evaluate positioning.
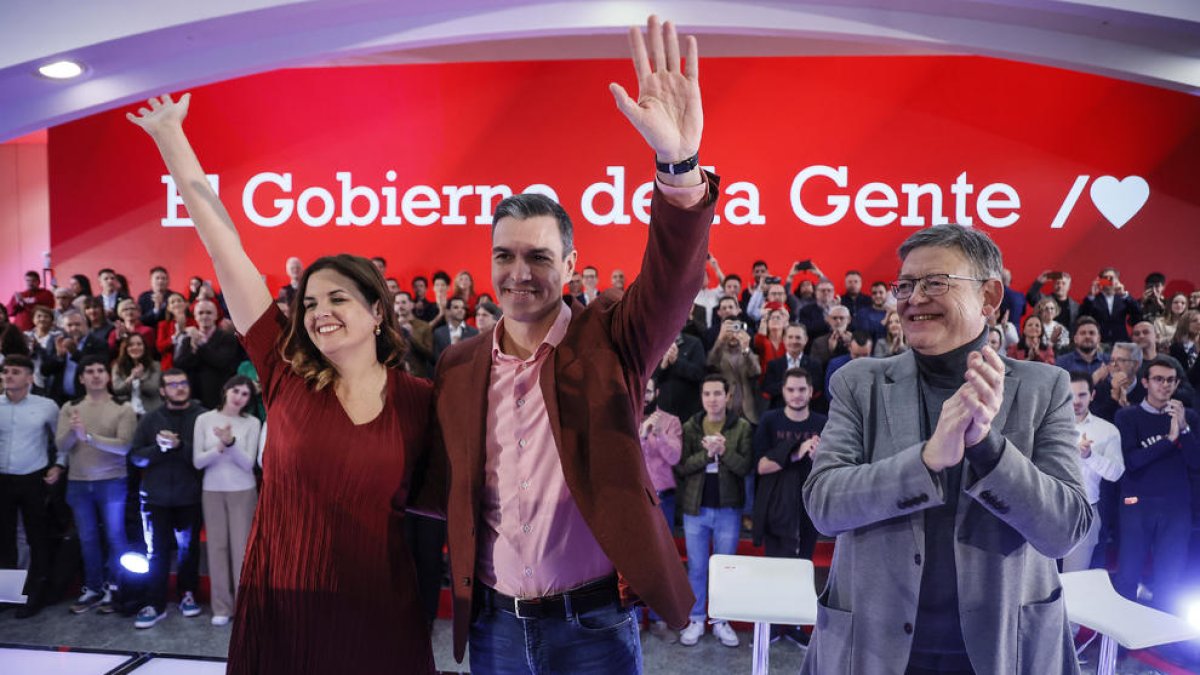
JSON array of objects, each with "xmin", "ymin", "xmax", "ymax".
[{"xmin": 48, "ymin": 55, "xmax": 1200, "ymax": 300}]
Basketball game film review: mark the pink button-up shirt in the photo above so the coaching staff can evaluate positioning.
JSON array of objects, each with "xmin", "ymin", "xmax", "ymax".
[
  {"xmin": 477, "ymin": 302, "xmax": 613, "ymax": 598},
  {"xmin": 478, "ymin": 178, "xmax": 708, "ymax": 599}
]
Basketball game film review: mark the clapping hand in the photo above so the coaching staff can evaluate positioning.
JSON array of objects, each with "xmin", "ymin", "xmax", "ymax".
[
  {"xmin": 1078, "ymin": 433, "xmax": 1093, "ymax": 459},
  {"xmin": 960, "ymin": 347, "xmax": 1005, "ymax": 446},
  {"xmin": 213, "ymin": 423, "xmax": 234, "ymax": 450},
  {"xmin": 70, "ymin": 410, "xmax": 87, "ymax": 442},
  {"xmin": 609, "ymin": 16, "xmax": 702, "ymax": 181}
]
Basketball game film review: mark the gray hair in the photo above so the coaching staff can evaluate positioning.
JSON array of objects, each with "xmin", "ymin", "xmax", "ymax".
[
  {"xmin": 58, "ymin": 308, "xmax": 84, "ymax": 328},
  {"xmin": 491, "ymin": 193, "xmax": 574, "ymax": 258},
  {"xmin": 897, "ymin": 225, "xmax": 1003, "ymax": 280},
  {"xmin": 1112, "ymin": 341, "xmax": 1143, "ymax": 366}
]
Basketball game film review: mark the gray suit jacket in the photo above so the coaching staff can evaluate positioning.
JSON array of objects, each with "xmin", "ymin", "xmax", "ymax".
[{"xmin": 801, "ymin": 351, "xmax": 1091, "ymax": 675}]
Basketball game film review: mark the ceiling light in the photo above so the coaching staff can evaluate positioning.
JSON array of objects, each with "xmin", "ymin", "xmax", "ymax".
[{"xmin": 38, "ymin": 60, "xmax": 85, "ymax": 80}]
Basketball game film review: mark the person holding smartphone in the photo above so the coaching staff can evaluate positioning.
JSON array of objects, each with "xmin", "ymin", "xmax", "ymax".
[{"xmin": 1082, "ymin": 267, "xmax": 1142, "ymax": 344}]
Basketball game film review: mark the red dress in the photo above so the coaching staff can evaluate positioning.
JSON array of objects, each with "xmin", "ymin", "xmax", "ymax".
[{"xmin": 228, "ymin": 306, "xmax": 435, "ymax": 674}]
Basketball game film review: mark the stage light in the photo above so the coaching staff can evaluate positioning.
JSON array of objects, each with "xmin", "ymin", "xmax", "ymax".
[
  {"xmin": 120, "ymin": 552, "xmax": 149, "ymax": 574},
  {"xmin": 37, "ymin": 60, "xmax": 84, "ymax": 79},
  {"xmin": 1188, "ymin": 599, "xmax": 1200, "ymax": 630}
]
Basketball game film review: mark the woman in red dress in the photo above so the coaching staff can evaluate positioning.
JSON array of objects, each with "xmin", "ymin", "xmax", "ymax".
[
  {"xmin": 129, "ymin": 94, "xmax": 435, "ymax": 674},
  {"xmin": 155, "ymin": 292, "xmax": 195, "ymax": 370}
]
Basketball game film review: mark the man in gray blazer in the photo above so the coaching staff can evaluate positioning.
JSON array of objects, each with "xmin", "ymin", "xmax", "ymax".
[{"xmin": 802, "ymin": 225, "xmax": 1091, "ymax": 675}]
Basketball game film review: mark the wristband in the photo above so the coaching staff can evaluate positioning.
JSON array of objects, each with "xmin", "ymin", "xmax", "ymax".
[
  {"xmin": 223, "ymin": 437, "xmax": 236, "ymax": 447},
  {"xmin": 655, "ymin": 153, "xmax": 699, "ymax": 176}
]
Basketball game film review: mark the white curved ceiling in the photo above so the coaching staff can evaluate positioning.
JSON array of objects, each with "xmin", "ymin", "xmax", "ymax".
[{"xmin": 1, "ymin": 0, "xmax": 1198, "ymax": 141}]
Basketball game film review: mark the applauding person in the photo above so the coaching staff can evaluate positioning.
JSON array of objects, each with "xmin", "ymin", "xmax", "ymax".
[{"xmin": 193, "ymin": 375, "xmax": 261, "ymax": 627}]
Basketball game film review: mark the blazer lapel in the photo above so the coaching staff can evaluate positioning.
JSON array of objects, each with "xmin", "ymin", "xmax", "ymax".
[
  {"xmin": 882, "ymin": 353, "xmax": 925, "ymax": 549},
  {"xmin": 463, "ymin": 339, "xmax": 494, "ymax": 499}
]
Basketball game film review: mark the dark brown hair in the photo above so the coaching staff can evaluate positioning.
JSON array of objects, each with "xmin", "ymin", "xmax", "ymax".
[{"xmin": 279, "ymin": 254, "xmax": 406, "ymax": 390}]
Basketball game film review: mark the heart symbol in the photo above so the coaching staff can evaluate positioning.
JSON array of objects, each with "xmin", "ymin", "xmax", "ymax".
[{"xmin": 1089, "ymin": 176, "xmax": 1148, "ymax": 229}]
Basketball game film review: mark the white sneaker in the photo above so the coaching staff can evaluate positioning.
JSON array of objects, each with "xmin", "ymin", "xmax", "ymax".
[
  {"xmin": 679, "ymin": 619, "xmax": 705, "ymax": 646},
  {"xmin": 211, "ymin": 615, "xmax": 230, "ymax": 626},
  {"xmin": 713, "ymin": 620, "xmax": 740, "ymax": 648}
]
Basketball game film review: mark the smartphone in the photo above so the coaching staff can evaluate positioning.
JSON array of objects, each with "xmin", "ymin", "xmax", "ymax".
[
  {"xmin": 795, "ymin": 260, "xmax": 814, "ymax": 272},
  {"xmin": 1046, "ymin": 271, "xmax": 1063, "ymax": 280},
  {"xmin": 1098, "ymin": 277, "xmax": 1114, "ymax": 289},
  {"xmin": 764, "ymin": 276, "xmax": 782, "ymax": 286}
]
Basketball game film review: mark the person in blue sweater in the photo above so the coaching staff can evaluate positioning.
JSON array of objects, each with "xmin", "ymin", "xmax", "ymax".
[{"xmin": 1113, "ymin": 355, "xmax": 1200, "ymax": 615}]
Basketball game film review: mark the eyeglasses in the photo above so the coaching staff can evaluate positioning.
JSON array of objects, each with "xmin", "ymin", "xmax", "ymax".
[
  {"xmin": 1147, "ymin": 376, "xmax": 1178, "ymax": 386},
  {"xmin": 163, "ymin": 381, "xmax": 190, "ymax": 389},
  {"xmin": 890, "ymin": 274, "xmax": 987, "ymax": 301}
]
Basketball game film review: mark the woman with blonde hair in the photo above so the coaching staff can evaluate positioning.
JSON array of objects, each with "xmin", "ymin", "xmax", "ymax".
[
  {"xmin": 754, "ymin": 307, "xmax": 790, "ymax": 374},
  {"xmin": 872, "ymin": 310, "xmax": 909, "ymax": 357},
  {"xmin": 1035, "ymin": 297, "xmax": 1069, "ymax": 350},
  {"xmin": 1154, "ymin": 293, "xmax": 1189, "ymax": 346}
]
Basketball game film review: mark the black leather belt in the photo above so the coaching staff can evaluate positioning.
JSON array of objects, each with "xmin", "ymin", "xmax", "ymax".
[{"xmin": 476, "ymin": 575, "xmax": 620, "ymax": 620}]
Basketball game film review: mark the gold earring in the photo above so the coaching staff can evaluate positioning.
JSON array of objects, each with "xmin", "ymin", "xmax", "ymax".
[{"xmin": 374, "ymin": 324, "xmax": 382, "ymax": 336}]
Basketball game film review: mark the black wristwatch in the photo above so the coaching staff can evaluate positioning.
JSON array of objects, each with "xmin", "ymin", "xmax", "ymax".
[{"xmin": 656, "ymin": 153, "xmax": 699, "ymax": 176}]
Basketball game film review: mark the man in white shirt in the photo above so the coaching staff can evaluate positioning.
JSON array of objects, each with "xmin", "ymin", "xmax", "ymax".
[{"xmin": 1061, "ymin": 371, "xmax": 1124, "ymax": 572}]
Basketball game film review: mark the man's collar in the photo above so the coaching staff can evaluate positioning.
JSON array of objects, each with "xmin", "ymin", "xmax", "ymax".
[{"xmin": 492, "ymin": 301, "xmax": 573, "ymax": 362}]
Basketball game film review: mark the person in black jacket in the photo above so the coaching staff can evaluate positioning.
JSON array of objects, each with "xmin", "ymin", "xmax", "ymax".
[
  {"xmin": 128, "ymin": 369, "xmax": 206, "ymax": 628},
  {"xmin": 652, "ymin": 331, "xmax": 706, "ymax": 421},
  {"xmin": 174, "ymin": 300, "xmax": 240, "ymax": 409}
]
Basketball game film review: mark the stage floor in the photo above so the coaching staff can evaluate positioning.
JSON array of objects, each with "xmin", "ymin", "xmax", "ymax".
[{"xmin": 0, "ymin": 600, "xmax": 1184, "ymax": 674}]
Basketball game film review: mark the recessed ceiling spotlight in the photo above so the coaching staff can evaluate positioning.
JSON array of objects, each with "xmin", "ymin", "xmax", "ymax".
[{"xmin": 37, "ymin": 60, "xmax": 85, "ymax": 80}]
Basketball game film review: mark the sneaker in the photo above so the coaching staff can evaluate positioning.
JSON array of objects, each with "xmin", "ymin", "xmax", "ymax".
[
  {"xmin": 713, "ymin": 620, "xmax": 740, "ymax": 648},
  {"xmin": 97, "ymin": 584, "xmax": 116, "ymax": 614},
  {"xmin": 69, "ymin": 587, "xmax": 103, "ymax": 614},
  {"xmin": 679, "ymin": 619, "xmax": 705, "ymax": 646},
  {"xmin": 211, "ymin": 615, "xmax": 230, "ymax": 626},
  {"xmin": 179, "ymin": 592, "xmax": 201, "ymax": 618},
  {"xmin": 134, "ymin": 605, "xmax": 167, "ymax": 629},
  {"xmin": 783, "ymin": 626, "xmax": 810, "ymax": 647}
]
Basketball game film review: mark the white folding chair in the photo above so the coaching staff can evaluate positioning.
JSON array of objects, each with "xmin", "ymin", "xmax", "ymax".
[
  {"xmin": 708, "ymin": 554, "xmax": 818, "ymax": 675},
  {"xmin": 1060, "ymin": 569, "xmax": 1200, "ymax": 675},
  {"xmin": 0, "ymin": 568, "xmax": 28, "ymax": 604}
]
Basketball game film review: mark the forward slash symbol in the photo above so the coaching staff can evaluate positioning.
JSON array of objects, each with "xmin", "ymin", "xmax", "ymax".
[{"xmin": 1050, "ymin": 175, "xmax": 1089, "ymax": 229}]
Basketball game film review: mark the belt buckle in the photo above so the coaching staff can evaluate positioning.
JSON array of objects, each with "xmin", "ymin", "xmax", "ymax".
[{"xmin": 513, "ymin": 596, "xmax": 531, "ymax": 620}]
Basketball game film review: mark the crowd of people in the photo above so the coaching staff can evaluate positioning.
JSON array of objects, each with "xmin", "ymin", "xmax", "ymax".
[{"xmin": 2, "ymin": 13, "xmax": 1198, "ymax": 674}]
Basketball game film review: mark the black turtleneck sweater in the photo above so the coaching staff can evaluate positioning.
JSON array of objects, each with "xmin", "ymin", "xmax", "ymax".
[{"xmin": 908, "ymin": 329, "xmax": 1004, "ymax": 670}]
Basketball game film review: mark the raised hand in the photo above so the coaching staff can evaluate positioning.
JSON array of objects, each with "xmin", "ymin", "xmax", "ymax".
[
  {"xmin": 1078, "ymin": 433, "xmax": 1093, "ymax": 458},
  {"xmin": 126, "ymin": 94, "xmax": 192, "ymax": 138},
  {"xmin": 609, "ymin": 16, "xmax": 702, "ymax": 168}
]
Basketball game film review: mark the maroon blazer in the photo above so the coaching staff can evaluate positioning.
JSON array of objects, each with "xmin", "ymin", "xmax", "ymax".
[{"xmin": 413, "ymin": 174, "xmax": 720, "ymax": 662}]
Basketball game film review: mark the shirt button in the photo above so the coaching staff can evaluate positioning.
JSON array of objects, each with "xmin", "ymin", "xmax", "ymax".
[
  {"xmin": 517, "ymin": 398, "xmax": 525, "ymax": 407},
  {"xmin": 903, "ymin": 622, "xmax": 914, "ymax": 635},
  {"xmin": 522, "ymin": 524, "xmax": 531, "ymax": 533},
  {"xmin": 518, "ymin": 439, "xmax": 528, "ymax": 448},
  {"xmin": 914, "ymin": 554, "xmax": 922, "ymax": 566},
  {"xmin": 524, "ymin": 567, "xmax": 533, "ymax": 577},
  {"xmin": 520, "ymin": 481, "xmax": 530, "ymax": 490}
]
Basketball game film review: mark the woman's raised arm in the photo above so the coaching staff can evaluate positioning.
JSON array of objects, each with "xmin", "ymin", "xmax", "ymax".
[{"xmin": 128, "ymin": 94, "xmax": 272, "ymax": 333}]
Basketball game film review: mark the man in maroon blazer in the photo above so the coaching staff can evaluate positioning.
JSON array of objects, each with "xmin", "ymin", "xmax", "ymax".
[{"xmin": 412, "ymin": 16, "xmax": 718, "ymax": 673}]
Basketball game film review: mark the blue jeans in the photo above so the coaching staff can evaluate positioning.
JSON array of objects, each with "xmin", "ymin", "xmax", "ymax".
[
  {"xmin": 65, "ymin": 478, "xmax": 128, "ymax": 590},
  {"xmin": 1114, "ymin": 497, "xmax": 1191, "ymax": 613},
  {"xmin": 470, "ymin": 596, "xmax": 641, "ymax": 674},
  {"xmin": 683, "ymin": 506, "xmax": 741, "ymax": 621}
]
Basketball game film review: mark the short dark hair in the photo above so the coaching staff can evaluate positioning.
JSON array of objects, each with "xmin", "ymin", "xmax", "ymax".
[
  {"xmin": 395, "ymin": 290, "xmax": 413, "ymax": 301},
  {"xmin": 871, "ymin": 280, "xmax": 888, "ymax": 290},
  {"xmin": 491, "ymin": 193, "xmax": 575, "ymax": 258},
  {"xmin": 783, "ymin": 367, "xmax": 812, "ymax": 387},
  {"xmin": 752, "ymin": 260, "xmax": 768, "ymax": 270},
  {"xmin": 78, "ymin": 354, "xmax": 110, "ymax": 372},
  {"xmin": 723, "ymin": 274, "xmax": 742, "ymax": 287},
  {"xmin": 701, "ymin": 373, "xmax": 729, "ymax": 393},
  {"xmin": 1140, "ymin": 355, "xmax": 1182, "ymax": 381},
  {"xmin": 98, "ymin": 268, "xmax": 116, "ymax": 277},
  {"xmin": 1144, "ymin": 272, "xmax": 1166, "ymax": 286},
  {"xmin": 447, "ymin": 297, "xmax": 467, "ymax": 311},
  {"xmin": 850, "ymin": 330, "xmax": 873, "ymax": 347},
  {"xmin": 432, "ymin": 271, "xmax": 451, "ymax": 285},
  {"xmin": 583, "ymin": 266, "xmax": 598, "ymax": 274},
  {"xmin": 1073, "ymin": 316, "xmax": 1100, "ymax": 335},
  {"xmin": 3, "ymin": 355, "xmax": 34, "ymax": 372},
  {"xmin": 412, "ymin": 275, "xmax": 428, "ymax": 287},
  {"xmin": 149, "ymin": 266, "xmax": 168, "ymax": 276},
  {"xmin": 24, "ymin": 270, "xmax": 39, "ymax": 279},
  {"xmin": 1068, "ymin": 371, "xmax": 1094, "ymax": 393},
  {"xmin": 845, "ymin": 270, "xmax": 862, "ymax": 278},
  {"xmin": 162, "ymin": 368, "xmax": 187, "ymax": 380}
]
